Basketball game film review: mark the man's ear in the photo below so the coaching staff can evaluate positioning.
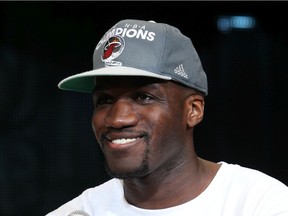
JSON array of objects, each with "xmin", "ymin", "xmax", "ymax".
[{"xmin": 185, "ymin": 94, "xmax": 205, "ymax": 128}]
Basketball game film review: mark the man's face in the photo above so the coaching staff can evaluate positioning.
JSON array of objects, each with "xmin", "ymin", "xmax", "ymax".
[{"xmin": 91, "ymin": 76, "xmax": 191, "ymax": 179}]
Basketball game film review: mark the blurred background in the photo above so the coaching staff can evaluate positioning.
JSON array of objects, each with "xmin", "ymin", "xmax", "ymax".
[{"xmin": 1, "ymin": 1, "xmax": 288, "ymax": 215}]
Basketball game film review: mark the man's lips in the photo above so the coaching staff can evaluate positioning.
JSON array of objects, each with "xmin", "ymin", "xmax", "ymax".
[
  {"xmin": 103, "ymin": 136, "xmax": 143, "ymax": 151},
  {"xmin": 110, "ymin": 137, "xmax": 141, "ymax": 145},
  {"xmin": 101, "ymin": 131, "xmax": 146, "ymax": 150}
]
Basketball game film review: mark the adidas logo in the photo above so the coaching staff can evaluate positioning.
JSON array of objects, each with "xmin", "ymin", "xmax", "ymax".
[{"xmin": 174, "ymin": 63, "xmax": 188, "ymax": 79}]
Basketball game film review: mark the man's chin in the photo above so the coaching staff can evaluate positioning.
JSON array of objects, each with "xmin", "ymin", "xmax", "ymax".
[{"xmin": 105, "ymin": 163, "xmax": 149, "ymax": 179}]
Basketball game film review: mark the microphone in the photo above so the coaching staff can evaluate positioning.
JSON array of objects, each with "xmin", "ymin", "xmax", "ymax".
[{"xmin": 68, "ymin": 210, "xmax": 90, "ymax": 216}]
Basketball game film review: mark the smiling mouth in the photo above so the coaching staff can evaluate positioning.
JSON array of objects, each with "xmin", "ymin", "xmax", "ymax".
[
  {"xmin": 103, "ymin": 130, "xmax": 147, "ymax": 147},
  {"xmin": 111, "ymin": 137, "xmax": 141, "ymax": 144}
]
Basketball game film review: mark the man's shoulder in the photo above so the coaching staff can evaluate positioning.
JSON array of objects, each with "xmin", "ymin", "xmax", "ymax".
[
  {"xmin": 217, "ymin": 161, "xmax": 288, "ymax": 193},
  {"xmin": 45, "ymin": 178, "xmax": 122, "ymax": 216},
  {"xmin": 87, "ymin": 178, "xmax": 122, "ymax": 193}
]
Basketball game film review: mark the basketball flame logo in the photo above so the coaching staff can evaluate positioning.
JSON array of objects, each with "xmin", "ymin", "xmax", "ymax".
[{"xmin": 102, "ymin": 36, "xmax": 125, "ymax": 61}]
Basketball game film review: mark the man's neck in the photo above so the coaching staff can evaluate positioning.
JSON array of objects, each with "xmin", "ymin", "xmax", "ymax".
[{"xmin": 122, "ymin": 158, "xmax": 221, "ymax": 209}]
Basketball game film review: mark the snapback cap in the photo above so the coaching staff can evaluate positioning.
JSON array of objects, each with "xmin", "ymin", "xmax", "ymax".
[{"xmin": 58, "ymin": 19, "xmax": 208, "ymax": 95}]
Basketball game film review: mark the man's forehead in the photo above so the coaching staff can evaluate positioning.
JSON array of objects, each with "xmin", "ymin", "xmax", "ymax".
[{"xmin": 92, "ymin": 76, "xmax": 199, "ymax": 97}]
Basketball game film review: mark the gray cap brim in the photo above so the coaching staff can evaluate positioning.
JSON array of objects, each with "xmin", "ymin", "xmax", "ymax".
[{"xmin": 58, "ymin": 66, "xmax": 172, "ymax": 93}]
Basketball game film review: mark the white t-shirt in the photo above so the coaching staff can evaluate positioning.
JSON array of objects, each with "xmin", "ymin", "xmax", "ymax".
[{"xmin": 46, "ymin": 162, "xmax": 288, "ymax": 216}]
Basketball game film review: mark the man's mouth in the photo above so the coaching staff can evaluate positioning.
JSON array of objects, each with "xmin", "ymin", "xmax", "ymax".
[
  {"xmin": 102, "ymin": 130, "xmax": 148, "ymax": 148},
  {"xmin": 111, "ymin": 137, "xmax": 140, "ymax": 144}
]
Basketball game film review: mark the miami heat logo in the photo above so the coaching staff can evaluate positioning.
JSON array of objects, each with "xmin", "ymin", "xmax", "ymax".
[{"xmin": 101, "ymin": 35, "xmax": 125, "ymax": 62}]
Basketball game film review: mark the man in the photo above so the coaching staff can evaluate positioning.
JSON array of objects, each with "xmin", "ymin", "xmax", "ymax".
[{"xmin": 46, "ymin": 19, "xmax": 288, "ymax": 216}]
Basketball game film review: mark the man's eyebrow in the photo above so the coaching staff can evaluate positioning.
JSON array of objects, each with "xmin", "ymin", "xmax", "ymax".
[{"xmin": 143, "ymin": 83, "xmax": 159, "ymax": 89}]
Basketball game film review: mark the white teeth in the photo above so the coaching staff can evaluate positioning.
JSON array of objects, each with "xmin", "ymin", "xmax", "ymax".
[{"xmin": 112, "ymin": 138, "xmax": 139, "ymax": 144}]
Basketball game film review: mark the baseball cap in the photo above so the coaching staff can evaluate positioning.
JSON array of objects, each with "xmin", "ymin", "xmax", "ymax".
[{"xmin": 58, "ymin": 19, "xmax": 208, "ymax": 95}]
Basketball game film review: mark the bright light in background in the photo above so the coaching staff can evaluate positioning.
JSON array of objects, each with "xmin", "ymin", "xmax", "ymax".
[{"xmin": 217, "ymin": 15, "xmax": 256, "ymax": 33}]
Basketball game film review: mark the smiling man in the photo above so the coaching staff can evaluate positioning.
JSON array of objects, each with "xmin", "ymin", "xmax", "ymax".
[{"xmin": 46, "ymin": 19, "xmax": 288, "ymax": 216}]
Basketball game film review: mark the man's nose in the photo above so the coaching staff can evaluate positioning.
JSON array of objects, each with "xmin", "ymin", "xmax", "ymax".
[{"xmin": 104, "ymin": 99, "xmax": 139, "ymax": 129}]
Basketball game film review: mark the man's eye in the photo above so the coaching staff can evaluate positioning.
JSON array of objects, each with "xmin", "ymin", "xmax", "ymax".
[{"xmin": 135, "ymin": 93, "xmax": 153, "ymax": 102}]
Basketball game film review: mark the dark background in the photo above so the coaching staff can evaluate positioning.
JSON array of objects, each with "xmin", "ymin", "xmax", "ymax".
[{"xmin": 1, "ymin": 1, "xmax": 288, "ymax": 215}]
